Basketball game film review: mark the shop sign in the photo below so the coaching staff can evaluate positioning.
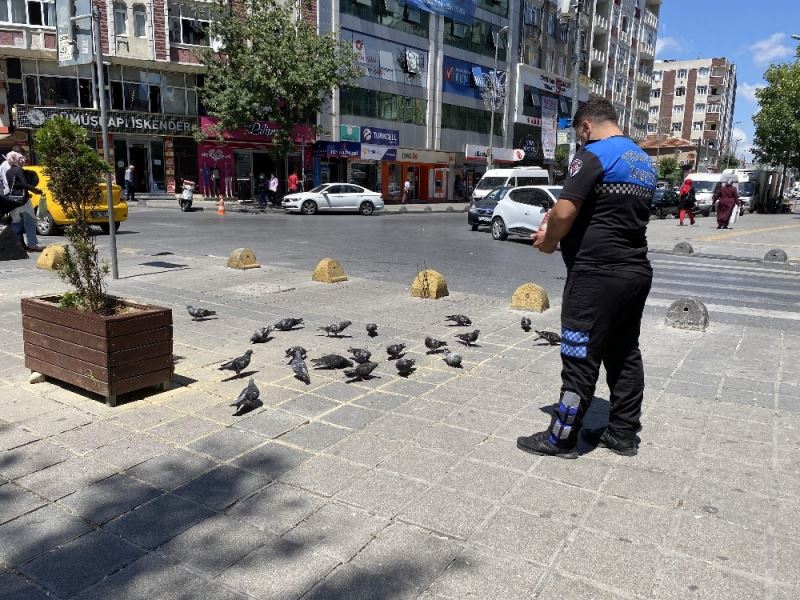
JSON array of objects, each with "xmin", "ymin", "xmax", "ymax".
[
  {"xmin": 313, "ymin": 141, "xmax": 361, "ymax": 158},
  {"xmin": 199, "ymin": 116, "xmax": 312, "ymax": 143},
  {"xmin": 405, "ymin": 0, "xmax": 476, "ymax": 25},
  {"xmin": 360, "ymin": 126, "xmax": 399, "ymax": 146},
  {"xmin": 541, "ymin": 97, "xmax": 558, "ymax": 161},
  {"xmin": 464, "ymin": 144, "xmax": 524, "ymax": 163},
  {"xmin": 520, "ymin": 116, "xmax": 543, "ymax": 127},
  {"xmin": 361, "ymin": 145, "xmax": 397, "ymax": 161},
  {"xmin": 342, "ymin": 29, "xmax": 428, "ymax": 88},
  {"xmin": 16, "ymin": 105, "xmax": 197, "ymax": 135},
  {"xmin": 443, "ymin": 56, "xmax": 500, "ymax": 100},
  {"xmin": 396, "ymin": 148, "xmax": 456, "ymax": 164},
  {"xmin": 340, "ymin": 125, "xmax": 361, "ymax": 142},
  {"xmin": 56, "ymin": 0, "xmax": 92, "ymax": 66},
  {"xmin": 522, "ymin": 137, "xmax": 539, "ymax": 158}
]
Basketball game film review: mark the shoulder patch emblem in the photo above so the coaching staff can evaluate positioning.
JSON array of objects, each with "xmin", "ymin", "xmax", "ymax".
[{"xmin": 569, "ymin": 158, "xmax": 583, "ymax": 177}]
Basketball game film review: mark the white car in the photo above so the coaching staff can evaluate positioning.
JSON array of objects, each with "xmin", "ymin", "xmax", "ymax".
[
  {"xmin": 491, "ymin": 185, "xmax": 562, "ymax": 241},
  {"xmin": 282, "ymin": 183, "xmax": 384, "ymax": 215}
]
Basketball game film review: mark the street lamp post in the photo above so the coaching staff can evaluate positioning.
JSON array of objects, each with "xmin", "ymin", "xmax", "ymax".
[
  {"xmin": 487, "ymin": 25, "xmax": 509, "ymax": 171},
  {"xmin": 568, "ymin": 1, "xmax": 583, "ymax": 164}
]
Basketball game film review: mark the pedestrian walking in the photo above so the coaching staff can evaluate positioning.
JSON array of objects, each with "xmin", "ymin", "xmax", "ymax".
[
  {"xmin": 124, "ymin": 165, "xmax": 136, "ymax": 202},
  {"xmin": 402, "ymin": 178, "xmax": 411, "ymax": 204},
  {"xmin": 255, "ymin": 173, "xmax": 267, "ymax": 208},
  {"xmin": 678, "ymin": 177, "xmax": 696, "ymax": 226},
  {"xmin": 714, "ymin": 178, "xmax": 739, "ymax": 229},
  {"xmin": 268, "ymin": 173, "xmax": 279, "ymax": 206},
  {"xmin": 517, "ymin": 96, "xmax": 656, "ymax": 459},
  {"xmin": 287, "ymin": 171, "xmax": 299, "ymax": 194},
  {"xmin": 4, "ymin": 149, "xmax": 44, "ymax": 252}
]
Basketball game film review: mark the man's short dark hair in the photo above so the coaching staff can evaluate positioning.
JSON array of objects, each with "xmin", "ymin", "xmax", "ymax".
[{"xmin": 574, "ymin": 95, "xmax": 619, "ymax": 126}]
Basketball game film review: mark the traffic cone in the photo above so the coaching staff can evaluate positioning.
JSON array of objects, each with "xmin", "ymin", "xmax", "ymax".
[{"xmin": 216, "ymin": 197, "xmax": 225, "ymax": 215}]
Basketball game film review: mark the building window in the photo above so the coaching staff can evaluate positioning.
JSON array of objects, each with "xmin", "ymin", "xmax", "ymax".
[
  {"xmin": 133, "ymin": 4, "xmax": 147, "ymax": 37},
  {"xmin": 169, "ymin": 3, "xmax": 211, "ymax": 46},
  {"xmin": 340, "ymin": 88, "xmax": 426, "ymax": 125},
  {"xmin": 671, "ymin": 122, "xmax": 682, "ymax": 133},
  {"xmin": 444, "ymin": 17, "xmax": 507, "ymax": 60},
  {"xmin": 692, "ymin": 121, "xmax": 704, "ymax": 131},
  {"xmin": 621, "ymin": 16, "xmax": 629, "ymax": 32},
  {"xmin": 559, "ymin": 23, "xmax": 568, "ymax": 42},
  {"xmin": 708, "ymin": 122, "xmax": 717, "ymax": 131},
  {"xmin": 698, "ymin": 67, "xmax": 709, "ymax": 78},
  {"xmin": 653, "ymin": 71, "xmax": 662, "ymax": 83},
  {"xmin": 545, "ymin": 51, "xmax": 554, "ymax": 73},
  {"xmin": 696, "ymin": 85, "xmax": 707, "ymax": 95},
  {"xmin": 104, "ymin": 66, "xmax": 198, "ymax": 115},
  {"xmin": 24, "ymin": 74, "xmax": 93, "ymax": 108},
  {"xmin": 441, "ymin": 103, "xmax": 492, "ymax": 133},
  {"xmin": 647, "ymin": 123, "xmax": 657, "ymax": 133},
  {"xmin": 1, "ymin": 0, "xmax": 55, "ymax": 25},
  {"xmin": 707, "ymin": 104, "xmax": 721, "ymax": 113},
  {"xmin": 673, "ymin": 104, "xmax": 683, "ymax": 114},
  {"xmin": 677, "ymin": 68, "xmax": 687, "ymax": 79},
  {"xmin": 675, "ymin": 87, "xmax": 686, "ymax": 97},
  {"xmin": 524, "ymin": 4, "xmax": 541, "ymax": 26},
  {"xmin": 557, "ymin": 55, "xmax": 566, "ymax": 77},
  {"xmin": 547, "ymin": 14, "xmax": 556, "ymax": 36},
  {"xmin": 114, "ymin": 2, "xmax": 127, "ymax": 36},
  {"xmin": 651, "ymin": 88, "xmax": 661, "ymax": 98},
  {"xmin": 478, "ymin": 0, "xmax": 508, "ymax": 17},
  {"xmin": 649, "ymin": 106, "xmax": 659, "ymax": 115},
  {"xmin": 341, "ymin": 0, "xmax": 429, "ymax": 38},
  {"xmin": 694, "ymin": 103, "xmax": 705, "ymax": 112}
]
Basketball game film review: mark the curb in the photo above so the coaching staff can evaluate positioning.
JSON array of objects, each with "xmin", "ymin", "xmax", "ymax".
[{"xmin": 137, "ymin": 199, "xmax": 469, "ymax": 215}]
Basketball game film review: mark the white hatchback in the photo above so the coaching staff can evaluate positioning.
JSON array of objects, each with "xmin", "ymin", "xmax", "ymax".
[
  {"xmin": 282, "ymin": 183, "xmax": 384, "ymax": 215},
  {"xmin": 490, "ymin": 186, "xmax": 562, "ymax": 241}
]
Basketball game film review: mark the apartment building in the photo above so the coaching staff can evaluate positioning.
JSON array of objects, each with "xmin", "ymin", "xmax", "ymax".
[{"xmin": 647, "ymin": 57, "xmax": 737, "ymax": 169}]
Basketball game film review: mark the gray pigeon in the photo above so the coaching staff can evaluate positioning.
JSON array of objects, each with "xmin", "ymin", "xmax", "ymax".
[
  {"xmin": 445, "ymin": 314, "xmax": 472, "ymax": 326},
  {"xmin": 187, "ymin": 305, "xmax": 216, "ymax": 321},
  {"xmin": 285, "ymin": 346, "xmax": 308, "ymax": 361},
  {"xmin": 230, "ymin": 378, "xmax": 261, "ymax": 416},
  {"xmin": 311, "ymin": 354, "xmax": 354, "ymax": 370},
  {"xmin": 344, "ymin": 361, "xmax": 378, "ymax": 381},
  {"xmin": 348, "ymin": 347, "xmax": 372, "ymax": 364},
  {"xmin": 386, "ymin": 343, "xmax": 406, "ymax": 359},
  {"xmin": 319, "ymin": 320, "xmax": 352, "ymax": 337},
  {"xmin": 425, "ymin": 336, "xmax": 448, "ymax": 353},
  {"xmin": 291, "ymin": 354, "xmax": 310, "ymax": 384},
  {"xmin": 218, "ymin": 350, "xmax": 253, "ymax": 377},
  {"xmin": 535, "ymin": 330, "xmax": 562, "ymax": 346},
  {"xmin": 521, "ymin": 317, "xmax": 532, "ymax": 332},
  {"xmin": 366, "ymin": 323, "xmax": 378, "ymax": 337},
  {"xmin": 455, "ymin": 329, "xmax": 480, "ymax": 347},
  {"xmin": 274, "ymin": 317, "xmax": 304, "ymax": 331},
  {"xmin": 395, "ymin": 357, "xmax": 415, "ymax": 375},
  {"xmin": 250, "ymin": 326, "xmax": 273, "ymax": 344},
  {"xmin": 442, "ymin": 349, "xmax": 463, "ymax": 368}
]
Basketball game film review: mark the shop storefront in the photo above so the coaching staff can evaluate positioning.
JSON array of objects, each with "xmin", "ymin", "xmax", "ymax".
[
  {"xmin": 312, "ymin": 141, "xmax": 361, "ymax": 187},
  {"xmin": 386, "ymin": 148, "xmax": 456, "ymax": 203},
  {"xmin": 14, "ymin": 105, "xmax": 197, "ymax": 193}
]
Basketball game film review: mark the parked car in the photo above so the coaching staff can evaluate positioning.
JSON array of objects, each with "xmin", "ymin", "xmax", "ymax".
[
  {"xmin": 471, "ymin": 167, "xmax": 550, "ymax": 202},
  {"xmin": 282, "ymin": 183, "xmax": 384, "ymax": 215},
  {"xmin": 650, "ymin": 188, "xmax": 681, "ymax": 219},
  {"xmin": 491, "ymin": 185, "xmax": 561, "ymax": 241},
  {"xmin": 467, "ymin": 186, "xmax": 510, "ymax": 231},
  {"xmin": 25, "ymin": 166, "xmax": 127, "ymax": 236}
]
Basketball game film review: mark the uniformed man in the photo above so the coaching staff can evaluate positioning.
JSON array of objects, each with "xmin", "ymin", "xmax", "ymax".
[{"xmin": 517, "ymin": 96, "xmax": 656, "ymax": 459}]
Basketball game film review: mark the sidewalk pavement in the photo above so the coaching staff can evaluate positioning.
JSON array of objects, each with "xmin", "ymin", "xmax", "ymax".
[{"xmin": 0, "ymin": 242, "xmax": 798, "ymax": 599}]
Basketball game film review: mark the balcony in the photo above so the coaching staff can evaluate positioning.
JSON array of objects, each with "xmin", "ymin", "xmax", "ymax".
[
  {"xmin": 639, "ymin": 41, "xmax": 655, "ymax": 58},
  {"xmin": 591, "ymin": 47, "xmax": 606, "ymax": 65},
  {"xmin": 594, "ymin": 14, "xmax": 609, "ymax": 31},
  {"xmin": 637, "ymin": 71, "xmax": 653, "ymax": 85},
  {"xmin": 643, "ymin": 8, "xmax": 658, "ymax": 29},
  {"xmin": 590, "ymin": 78, "xmax": 604, "ymax": 95},
  {"xmin": 635, "ymin": 99, "xmax": 649, "ymax": 112}
]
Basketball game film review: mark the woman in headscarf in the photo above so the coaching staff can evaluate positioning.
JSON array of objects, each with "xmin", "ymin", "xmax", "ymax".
[
  {"xmin": 5, "ymin": 150, "xmax": 44, "ymax": 251},
  {"xmin": 678, "ymin": 177, "xmax": 696, "ymax": 226},
  {"xmin": 714, "ymin": 178, "xmax": 740, "ymax": 229}
]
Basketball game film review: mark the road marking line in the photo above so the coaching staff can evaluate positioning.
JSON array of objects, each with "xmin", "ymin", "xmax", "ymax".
[
  {"xmin": 652, "ymin": 258, "xmax": 800, "ymax": 277},
  {"xmin": 646, "ymin": 297, "xmax": 800, "ymax": 321},
  {"xmin": 695, "ymin": 223, "xmax": 800, "ymax": 242}
]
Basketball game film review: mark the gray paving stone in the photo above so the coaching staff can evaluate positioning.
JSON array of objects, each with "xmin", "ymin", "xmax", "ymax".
[
  {"xmin": 233, "ymin": 408, "xmax": 308, "ymax": 438},
  {"xmin": 413, "ymin": 423, "xmax": 487, "ymax": 455},
  {"xmin": 324, "ymin": 432, "xmax": 404, "ymax": 467},
  {"xmin": 445, "ymin": 405, "xmax": 511, "ymax": 434},
  {"xmin": 467, "ymin": 436, "xmax": 538, "ymax": 472},
  {"xmin": 188, "ymin": 427, "xmax": 267, "ymax": 460},
  {"xmin": 302, "ymin": 563, "xmax": 420, "ymax": 600},
  {"xmin": 504, "ymin": 476, "xmax": 596, "ymax": 525},
  {"xmin": 174, "ymin": 464, "xmax": 267, "ymax": 510},
  {"xmin": 601, "ymin": 465, "xmax": 688, "ymax": 508},
  {"xmin": 393, "ymin": 398, "xmax": 455, "ymax": 422},
  {"xmin": 15, "ymin": 456, "xmax": 118, "ymax": 500},
  {"xmin": 279, "ymin": 454, "xmax": 368, "ymax": 497},
  {"xmin": 58, "ymin": 474, "xmax": 163, "ymax": 524},
  {"xmin": 774, "ymin": 536, "xmax": 800, "ymax": 587},
  {"xmin": 110, "ymin": 404, "xmax": 182, "ymax": 431},
  {"xmin": 532, "ymin": 454, "xmax": 613, "ymax": 490},
  {"xmin": 106, "ymin": 493, "xmax": 214, "ymax": 549},
  {"xmin": 314, "ymin": 381, "xmax": 369, "ymax": 403},
  {"xmin": 0, "ymin": 504, "xmax": 93, "ymax": 565},
  {"xmin": 379, "ymin": 444, "xmax": 460, "ymax": 482},
  {"xmin": 0, "ymin": 397, "xmax": 65, "ymax": 423},
  {"xmin": 149, "ymin": 415, "xmax": 224, "ymax": 445},
  {"xmin": 279, "ymin": 394, "xmax": 341, "ymax": 417},
  {"xmin": 585, "ymin": 495, "xmax": 673, "ymax": 545},
  {"xmin": 335, "ymin": 469, "xmax": 429, "ymax": 518},
  {"xmin": 365, "ymin": 413, "xmax": 431, "ymax": 441},
  {"xmin": 232, "ymin": 441, "xmax": 313, "ymax": 479},
  {"xmin": 379, "ymin": 378, "xmax": 438, "ymax": 398},
  {"xmin": 19, "ymin": 407, "xmax": 94, "ymax": 437},
  {"xmin": 438, "ymin": 459, "xmax": 521, "ymax": 501},
  {"xmin": 352, "ymin": 391, "xmax": 410, "ymax": 412},
  {"xmin": 53, "ymin": 422, "xmax": 131, "ymax": 454},
  {"xmin": 277, "ymin": 422, "xmax": 352, "ymax": 451},
  {"xmin": 719, "ymin": 387, "xmax": 775, "ymax": 408},
  {"xmin": 158, "ymin": 514, "xmax": 266, "ymax": 576},
  {"xmin": 534, "ymin": 573, "xmax": 623, "ymax": 599},
  {"xmin": 654, "ymin": 555, "xmax": 767, "ymax": 599},
  {"xmin": 227, "ymin": 482, "xmax": 325, "ymax": 534},
  {"xmin": 0, "ymin": 439, "xmax": 73, "ymax": 480},
  {"xmin": 85, "ymin": 435, "xmax": 172, "ymax": 470},
  {"xmin": 0, "ymin": 423, "xmax": 40, "ymax": 451},
  {"xmin": 19, "ymin": 530, "xmax": 144, "ymax": 598},
  {"xmin": 0, "ymin": 570, "xmax": 50, "ymax": 600},
  {"xmin": 398, "ymin": 485, "xmax": 493, "ymax": 539},
  {"xmin": 126, "ymin": 448, "xmax": 217, "ymax": 490},
  {"xmin": 320, "ymin": 404, "xmax": 383, "ymax": 430}
]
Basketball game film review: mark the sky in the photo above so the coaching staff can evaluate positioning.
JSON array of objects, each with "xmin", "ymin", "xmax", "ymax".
[{"xmin": 654, "ymin": 0, "xmax": 799, "ymax": 162}]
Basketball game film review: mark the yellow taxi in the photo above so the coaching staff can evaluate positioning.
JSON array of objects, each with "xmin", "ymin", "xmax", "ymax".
[{"xmin": 24, "ymin": 165, "xmax": 128, "ymax": 236}]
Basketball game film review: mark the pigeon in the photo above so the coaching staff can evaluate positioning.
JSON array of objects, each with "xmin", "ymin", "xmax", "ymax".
[
  {"xmin": 366, "ymin": 323, "xmax": 378, "ymax": 337},
  {"xmin": 318, "ymin": 320, "xmax": 352, "ymax": 337},
  {"xmin": 290, "ymin": 354, "xmax": 310, "ymax": 384},
  {"xmin": 250, "ymin": 326, "xmax": 273, "ymax": 344},
  {"xmin": 311, "ymin": 354, "xmax": 354, "ymax": 369},
  {"xmin": 395, "ymin": 357, "xmax": 415, "ymax": 375},
  {"xmin": 218, "ymin": 350, "xmax": 253, "ymax": 377},
  {"xmin": 455, "ymin": 329, "xmax": 481, "ymax": 347},
  {"xmin": 521, "ymin": 317, "xmax": 532, "ymax": 332},
  {"xmin": 274, "ymin": 317, "xmax": 304, "ymax": 331},
  {"xmin": 445, "ymin": 314, "xmax": 472, "ymax": 326},
  {"xmin": 442, "ymin": 348, "xmax": 463, "ymax": 368},
  {"xmin": 285, "ymin": 346, "xmax": 308, "ymax": 361},
  {"xmin": 344, "ymin": 361, "xmax": 378, "ymax": 381},
  {"xmin": 348, "ymin": 348, "xmax": 372, "ymax": 364},
  {"xmin": 424, "ymin": 336, "xmax": 448, "ymax": 354},
  {"xmin": 386, "ymin": 343, "xmax": 406, "ymax": 359},
  {"xmin": 187, "ymin": 305, "xmax": 216, "ymax": 321},
  {"xmin": 535, "ymin": 330, "xmax": 562, "ymax": 346},
  {"xmin": 230, "ymin": 378, "xmax": 261, "ymax": 416}
]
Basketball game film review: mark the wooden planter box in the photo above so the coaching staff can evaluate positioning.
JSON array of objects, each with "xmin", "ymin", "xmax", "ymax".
[{"xmin": 22, "ymin": 295, "xmax": 174, "ymax": 406}]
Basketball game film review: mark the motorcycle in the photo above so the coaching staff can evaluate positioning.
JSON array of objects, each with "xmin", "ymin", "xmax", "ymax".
[{"xmin": 179, "ymin": 179, "xmax": 195, "ymax": 212}]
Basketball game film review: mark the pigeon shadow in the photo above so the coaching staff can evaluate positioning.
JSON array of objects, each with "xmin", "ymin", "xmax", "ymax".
[
  {"xmin": 345, "ymin": 375, "xmax": 381, "ymax": 384},
  {"xmin": 456, "ymin": 341, "xmax": 481, "ymax": 348},
  {"xmin": 231, "ymin": 398, "xmax": 264, "ymax": 417},
  {"xmin": 396, "ymin": 369, "xmax": 416, "ymax": 378},
  {"xmin": 191, "ymin": 317, "xmax": 218, "ymax": 322},
  {"xmin": 221, "ymin": 370, "xmax": 258, "ymax": 382},
  {"xmin": 250, "ymin": 337, "xmax": 274, "ymax": 344},
  {"xmin": 533, "ymin": 342, "xmax": 559, "ymax": 347},
  {"xmin": 318, "ymin": 334, "xmax": 353, "ymax": 339},
  {"xmin": 387, "ymin": 354, "xmax": 405, "ymax": 361},
  {"xmin": 293, "ymin": 375, "xmax": 311, "ymax": 385},
  {"xmin": 425, "ymin": 349, "xmax": 446, "ymax": 355},
  {"xmin": 368, "ymin": 332, "xmax": 379, "ymax": 338}
]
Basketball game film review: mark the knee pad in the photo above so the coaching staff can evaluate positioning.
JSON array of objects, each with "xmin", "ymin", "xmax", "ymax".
[{"xmin": 549, "ymin": 390, "xmax": 583, "ymax": 445}]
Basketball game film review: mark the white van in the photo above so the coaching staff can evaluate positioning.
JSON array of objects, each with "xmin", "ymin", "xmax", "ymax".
[
  {"xmin": 472, "ymin": 167, "xmax": 550, "ymax": 202},
  {"xmin": 687, "ymin": 173, "xmax": 722, "ymax": 216}
]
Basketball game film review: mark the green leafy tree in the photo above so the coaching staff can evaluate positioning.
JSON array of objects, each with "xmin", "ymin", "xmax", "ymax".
[
  {"xmin": 719, "ymin": 153, "xmax": 740, "ymax": 170},
  {"xmin": 657, "ymin": 157, "xmax": 680, "ymax": 183},
  {"xmin": 198, "ymin": 0, "xmax": 361, "ymax": 154},
  {"xmin": 33, "ymin": 118, "xmax": 112, "ymax": 313}
]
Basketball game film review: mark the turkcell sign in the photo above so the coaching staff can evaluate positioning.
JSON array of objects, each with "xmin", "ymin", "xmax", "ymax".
[
  {"xmin": 360, "ymin": 126, "xmax": 399, "ymax": 146},
  {"xmin": 405, "ymin": 0, "xmax": 476, "ymax": 25}
]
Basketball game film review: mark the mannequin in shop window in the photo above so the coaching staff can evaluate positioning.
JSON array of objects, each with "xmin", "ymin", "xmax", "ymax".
[
  {"xmin": 201, "ymin": 164, "xmax": 211, "ymax": 198},
  {"xmin": 224, "ymin": 166, "xmax": 234, "ymax": 198},
  {"xmin": 210, "ymin": 165, "xmax": 220, "ymax": 197}
]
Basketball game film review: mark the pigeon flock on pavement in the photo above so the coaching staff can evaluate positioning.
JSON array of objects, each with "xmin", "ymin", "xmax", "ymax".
[{"xmin": 187, "ymin": 306, "xmax": 560, "ymax": 415}]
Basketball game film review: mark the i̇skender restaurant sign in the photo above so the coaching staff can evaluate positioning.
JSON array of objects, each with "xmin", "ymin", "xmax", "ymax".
[{"xmin": 15, "ymin": 106, "xmax": 197, "ymax": 135}]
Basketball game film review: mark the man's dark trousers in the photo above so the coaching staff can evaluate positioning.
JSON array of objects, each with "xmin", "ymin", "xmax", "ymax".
[{"xmin": 558, "ymin": 266, "xmax": 652, "ymax": 441}]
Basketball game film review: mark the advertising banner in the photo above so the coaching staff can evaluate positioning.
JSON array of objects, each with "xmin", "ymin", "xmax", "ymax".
[
  {"xmin": 465, "ymin": 145, "xmax": 524, "ymax": 163},
  {"xmin": 360, "ymin": 126, "xmax": 399, "ymax": 146},
  {"xmin": 443, "ymin": 56, "xmax": 500, "ymax": 100},
  {"xmin": 340, "ymin": 125, "xmax": 361, "ymax": 142},
  {"xmin": 541, "ymin": 97, "xmax": 558, "ymax": 161},
  {"xmin": 313, "ymin": 141, "xmax": 361, "ymax": 158},
  {"xmin": 361, "ymin": 145, "xmax": 398, "ymax": 161},
  {"xmin": 404, "ymin": 0, "xmax": 476, "ymax": 25},
  {"xmin": 342, "ymin": 29, "xmax": 427, "ymax": 87}
]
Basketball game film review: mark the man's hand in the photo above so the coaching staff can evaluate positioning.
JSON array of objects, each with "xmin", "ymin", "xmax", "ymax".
[
  {"xmin": 32, "ymin": 188, "xmax": 43, "ymax": 195},
  {"xmin": 532, "ymin": 230, "xmax": 557, "ymax": 253}
]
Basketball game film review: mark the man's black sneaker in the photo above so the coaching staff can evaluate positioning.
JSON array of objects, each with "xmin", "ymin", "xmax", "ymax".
[
  {"xmin": 597, "ymin": 430, "xmax": 638, "ymax": 456},
  {"xmin": 517, "ymin": 431, "xmax": 578, "ymax": 459}
]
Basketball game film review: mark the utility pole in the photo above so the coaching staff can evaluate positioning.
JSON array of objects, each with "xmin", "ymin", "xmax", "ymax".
[
  {"xmin": 487, "ymin": 25, "xmax": 509, "ymax": 171},
  {"xmin": 92, "ymin": 7, "xmax": 118, "ymax": 279}
]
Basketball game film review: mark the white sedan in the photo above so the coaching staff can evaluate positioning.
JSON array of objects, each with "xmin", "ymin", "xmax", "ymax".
[{"xmin": 282, "ymin": 183, "xmax": 384, "ymax": 215}]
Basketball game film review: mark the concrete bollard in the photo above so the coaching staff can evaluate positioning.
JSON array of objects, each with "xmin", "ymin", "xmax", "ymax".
[
  {"xmin": 36, "ymin": 245, "xmax": 67, "ymax": 271},
  {"xmin": 672, "ymin": 242, "xmax": 694, "ymax": 256},
  {"xmin": 411, "ymin": 269, "xmax": 449, "ymax": 299},
  {"xmin": 399, "ymin": 206, "xmax": 408, "ymax": 213},
  {"xmin": 227, "ymin": 248, "xmax": 261, "ymax": 270},
  {"xmin": 312, "ymin": 258, "xmax": 348, "ymax": 283},
  {"xmin": 763, "ymin": 248, "xmax": 788, "ymax": 263},
  {"xmin": 424, "ymin": 206, "xmax": 433, "ymax": 212},
  {"xmin": 446, "ymin": 206, "xmax": 455, "ymax": 212},
  {"xmin": 665, "ymin": 297, "xmax": 709, "ymax": 331},
  {"xmin": 511, "ymin": 283, "xmax": 550, "ymax": 313}
]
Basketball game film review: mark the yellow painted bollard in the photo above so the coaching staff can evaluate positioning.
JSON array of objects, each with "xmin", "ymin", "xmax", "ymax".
[
  {"xmin": 312, "ymin": 258, "xmax": 348, "ymax": 283},
  {"xmin": 227, "ymin": 248, "xmax": 261, "ymax": 270},
  {"xmin": 411, "ymin": 269, "xmax": 449, "ymax": 299},
  {"xmin": 36, "ymin": 245, "xmax": 67, "ymax": 271},
  {"xmin": 511, "ymin": 283, "xmax": 549, "ymax": 312}
]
